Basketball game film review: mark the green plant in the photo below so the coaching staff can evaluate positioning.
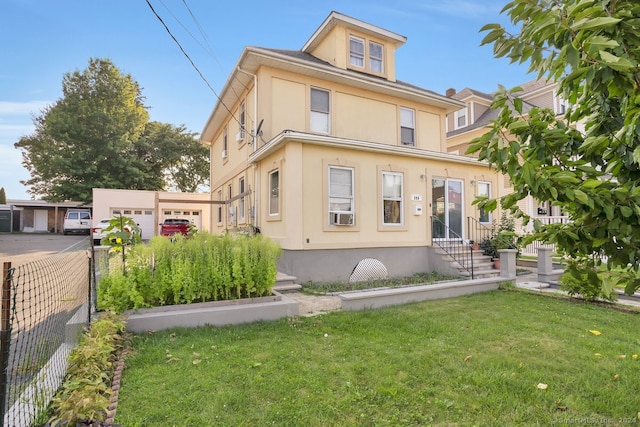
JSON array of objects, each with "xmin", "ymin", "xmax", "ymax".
[
  {"xmin": 97, "ymin": 232, "xmax": 282, "ymax": 312},
  {"xmin": 48, "ymin": 312, "xmax": 126, "ymax": 426},
  {"xmin": 480, "ymin": 212, "xmax": 518, "ymax": 259}
]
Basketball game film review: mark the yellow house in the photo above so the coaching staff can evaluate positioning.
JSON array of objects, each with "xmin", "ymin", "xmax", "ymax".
[
  {"xmin": 200, "ymin": 11, "xmax": 499, "ymax": 282},
  {"xmin": 444, "ymin": 79, "xmax": 571, "ymax": 244}
]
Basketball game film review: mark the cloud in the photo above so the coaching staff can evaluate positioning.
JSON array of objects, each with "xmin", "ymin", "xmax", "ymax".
[{"xmin": 0, "ymin": 100, "xmax": 50, "ymax": 115}]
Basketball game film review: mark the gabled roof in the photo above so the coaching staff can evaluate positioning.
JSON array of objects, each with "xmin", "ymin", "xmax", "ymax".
[{"xmin": 451, "ymin": 88, "xmax": 493, "ymax": 101}]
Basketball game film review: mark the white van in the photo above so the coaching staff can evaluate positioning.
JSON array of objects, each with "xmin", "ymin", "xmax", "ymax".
[{"xmin": 63, "ymin": 209, "xmax": 92, "ymax": 235}]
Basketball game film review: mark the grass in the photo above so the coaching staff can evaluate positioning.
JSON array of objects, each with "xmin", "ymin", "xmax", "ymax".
[
  {"xmin": 115, "ymin": 290, "xmax": 640, "ymax": 426},
  {"xmin": 301, "ymin": 272, "xmax": 457, "ymax": 294}
]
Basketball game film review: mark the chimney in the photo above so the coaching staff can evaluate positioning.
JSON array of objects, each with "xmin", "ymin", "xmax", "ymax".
[{"xmin": 445, "ymin": 88, "xmax": 456, "ymax": 97}]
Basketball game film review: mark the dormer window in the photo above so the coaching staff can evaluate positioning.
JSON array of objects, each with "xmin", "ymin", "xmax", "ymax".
[
  {"xmin": 349, "ymin": 35, "xmax": 385, "ymax": 75},
  {"xmin": 454, "ymin": 107, "xmax": 468, "ymax": 129},
  {"xmin": 369, "ymin": 41, "xmax": 383, "ymax": 73},
  {"xmin": 349, "ymin": 36, "xmax": 365, "ymax": 68}
]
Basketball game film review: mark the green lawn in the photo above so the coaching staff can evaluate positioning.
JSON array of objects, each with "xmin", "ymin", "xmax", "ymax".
[{"xmin": 115, "ymin": 290, "xmax": 640, "ymax": 426}]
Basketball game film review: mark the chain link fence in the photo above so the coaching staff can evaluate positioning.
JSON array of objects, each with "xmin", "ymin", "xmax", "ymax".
[{"xmin": 1, "ymin": 239, "xmax": 92, "ymax": 427}]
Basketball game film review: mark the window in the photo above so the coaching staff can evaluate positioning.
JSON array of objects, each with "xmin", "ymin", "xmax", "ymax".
[
  {"xmin": 310, "ymin": 88, "xmax": 330, "ymax": 134},
  {"xmin": 222, "ymin": 125, "xmax": 228, "ymax": 158},
  {"xmin": 239, "ymin": 101, "xmax": 245, "ymax": 140},
  {"xmin": 329, "ymin": 166, "xmax": 354, "ymax": 213},
  {"xmin": 239, "ymin": 177, "xmax": 245, "ymax": 221},
  {"xmin": 217, "ymin": 190, "xmax": 223, "ymax": 223},
  {"xmin": 369, "ymin": 41, "xmax": 383, "ymax": 73},
  {"xmin": 400, "ymin": 107, "xmax": 415, "ymax": 146},
  {"xmin": 269, "ymin": 170, "xmax": 279, "ymax": 215},
  {"xmin": 349, "ymin": 36, "xmax": 365, "ymax": 68},
  {"xmin": 382, "ymin": 172, "xmax": 403, "ymax": 225},
  {"xmin": 455, "ymin": 107, "xmax": 467, "ymax": 129},
  {"xmin": 477, "ymin": 181, "xmax": 491, "ymax": 223}
]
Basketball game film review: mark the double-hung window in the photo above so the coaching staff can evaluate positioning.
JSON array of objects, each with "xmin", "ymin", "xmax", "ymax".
[
  {"xmin": 329, "ymin": 166, "xmax": 354, "ymax": 213},
  {"xmin": 239, "ymin": 177, "xmax": 245, "ymax": 221},
  {"xmin": 310, "ymin": 88, "xmax": 330, "ymax": 134},
  {"xmin": 382, "ymin": 172, "xmax": 403, "ymax": 225},
  {"xmin": 217, "ymin": 190, "xmax": 222, "ymax": 223},
  {"xmin": 400, "ymin": 107, "xmax": 415, "ymax": 146},
  {"xmin": 455, "ymin": 107, "xmax": 467, "ymax": 129},
  {"xmin": 222, "ymin": 126, "xmax": 228, "ymax": 159},
  {"xmin": 349, "ymin": 36, "xmax": 365, "ymax": 68},
  {"xmin": 369, "ymin": 41, "xmax": 383, "ymax": 73},
  {"xmin": 269, "ymin": 170, "xmax": 279, "ymax": 216},
  {"xmin": 239, "ymin": 101, "xmax": 245, "ymax": 140},
  {"xmin": 477, "ymin": 181, "xmax": 491, "ymax": 223}
]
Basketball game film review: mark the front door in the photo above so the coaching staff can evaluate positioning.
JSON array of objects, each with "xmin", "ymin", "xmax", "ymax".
[{"xmin": 432, "ymin": 178, "xmax": 464, "ymax": 240}]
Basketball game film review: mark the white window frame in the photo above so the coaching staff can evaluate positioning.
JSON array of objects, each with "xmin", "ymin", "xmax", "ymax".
[
  {"xmin": 222, "ymin": 126, "xmax": 228, "ymax": 159},
  {"xmin": 239, "ymin": 101, "xmax": 246, "ymax": 140},
  {"xmin": 400, "ymin": 107, "xmax": 415, "ymax": 146},
  {"xmin": 269, "ymin": 170, "xmax": 280, "ymax": 216},
  {"xmin": 310, "ymin": 87, "xmax": 330, "ymax": 134},
  {"xmin": 239, "ymin": 177, "xmax": 245, "ymax": 221},
  {"xmin": 477, "ymin": 181, "xmax": 491, "ymax": 223},
  {"xmin": 328, "ymin": 166, "xmax": 354, "ymax": 216},
  {"xmin": 349, "ymin": 36, "xmax": 365, "ymax": 68},
  {"xmin": 382, "ymin": 171, "xmax": 403, "ymax": 225},
  {"xmin": 455, "ymin": 107, "xmax": 468, "ymax": 129},
  {"xmin": 369, "ymin": 41, "xmax": 384, "ymax": 73},
  {"xmin": 217, "ymin": 190, "xmax": 222, "ymax": 223}
]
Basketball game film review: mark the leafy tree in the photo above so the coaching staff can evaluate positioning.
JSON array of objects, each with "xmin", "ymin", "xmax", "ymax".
[
  {"xmin": 0, "ymin": 187, "xmax": 6, "ymax": 204},
  {"xmin": 14, "ymin": 58, "xmax": 209, "ymax": 201},
  {"xmin": 468, "ymin": 0, "xmax": 640, "ymax": 300}
]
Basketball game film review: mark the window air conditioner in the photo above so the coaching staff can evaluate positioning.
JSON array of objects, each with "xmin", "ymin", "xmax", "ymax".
[
  {"xmin": 236, "ymin": 131, "xmax": 244, "ymax": 142},
  {"xmin": 221, "ymin": 150, "xmax": 227, "ymax": 159},
  {"xmin": 330, "ymin": 211, "xmax": 354, "ymax": 226}
]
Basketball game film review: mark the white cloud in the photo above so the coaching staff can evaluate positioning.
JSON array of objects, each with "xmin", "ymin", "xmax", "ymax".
[{"xmin": 0, "ymin": 100, "xmax": 50, "ymax": 115}]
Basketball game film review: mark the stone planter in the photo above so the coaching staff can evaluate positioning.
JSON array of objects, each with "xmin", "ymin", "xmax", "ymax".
[{"xmin": 124, "ymin": 293, "xmax": 299, "ymax": 333}]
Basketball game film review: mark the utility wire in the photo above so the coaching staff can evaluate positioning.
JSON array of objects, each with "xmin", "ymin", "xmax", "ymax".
[{"xmin": 145, "ymin": 0, "xmax": 241, "ymax": 128}]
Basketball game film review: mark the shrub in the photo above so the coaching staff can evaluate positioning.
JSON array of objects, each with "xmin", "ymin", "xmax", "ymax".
[
  {"xmin": 480, "ymin": 212, "xmax": 519, "ymax": 259},
  {"xmin": 97, "ymin": 233, "xmax": 281, "ymax": 312}
]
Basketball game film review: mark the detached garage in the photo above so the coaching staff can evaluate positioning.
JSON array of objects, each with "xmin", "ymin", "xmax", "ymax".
[{"xmin": 92, "ymin": 189, "xmax": 212, "ymax": 240}]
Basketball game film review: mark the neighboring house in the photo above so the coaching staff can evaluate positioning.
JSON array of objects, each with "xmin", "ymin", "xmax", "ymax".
[
  {"xmin": 92, "ymin": 189, "xmax": 211, "ymax": 240},
  {"xmin": 200, "ymin": 11, "xmax": 499, "ymax": 282},
  {"xmin": 3, "ymin": 199, "xmax": 91, "ymax": 234},
  {"xmin": 444, "ymin": 79, "xmax": 571, "ymax": 237}
]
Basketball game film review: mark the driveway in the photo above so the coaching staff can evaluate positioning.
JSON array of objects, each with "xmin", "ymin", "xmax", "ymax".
[{"xmin": 0, "ymin": 233, "xmax": 89, "ymax": 267}]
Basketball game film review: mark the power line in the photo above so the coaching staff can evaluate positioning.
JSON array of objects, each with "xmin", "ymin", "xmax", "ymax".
[{"xmin": 144, "ymin": 0, "xmax": 241, "ymax": 128}]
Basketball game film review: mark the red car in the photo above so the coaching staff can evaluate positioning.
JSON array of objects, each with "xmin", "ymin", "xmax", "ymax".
[{"xmin": 160, "ymin": 218, "xmax": 193, "ymax": 236}]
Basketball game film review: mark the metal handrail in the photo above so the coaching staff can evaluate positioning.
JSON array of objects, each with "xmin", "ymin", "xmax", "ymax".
[
  {"xmin": 431, "ymin": 216, "xmax": 475, "ymax": 278},
  {"xmin": 467, "ymin": 216, "xmax": 495, "ymax": 249}
]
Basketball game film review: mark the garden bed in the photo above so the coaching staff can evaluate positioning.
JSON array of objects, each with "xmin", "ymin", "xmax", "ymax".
[{"xmin": 124, "ymin": 292, "xmax": 299, "ymax": 333}]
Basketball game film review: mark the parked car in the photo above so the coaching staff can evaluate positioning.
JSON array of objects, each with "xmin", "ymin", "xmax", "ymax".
[
  {"xmin": 63, "ymin": 209, "xmax": 92, "ymax": 235},
  {"xmin": 160, "ymin": 218, "xmax": 194, "ymax": 236},
  {"xmin": 92, "ymin": 218, "xmax": 138, "ymax": 245}
]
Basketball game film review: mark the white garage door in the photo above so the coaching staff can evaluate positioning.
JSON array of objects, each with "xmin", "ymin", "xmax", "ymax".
[
  {"xmin": 161, "ymin": 209, "xmax": 202, "ymax": 232},
  {"xmin": 111, "ymin": 208, "xmax": 156, "ymax": 240}
]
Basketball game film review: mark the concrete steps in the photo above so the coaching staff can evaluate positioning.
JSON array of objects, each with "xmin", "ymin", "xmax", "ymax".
[
  {"xmin": 273, "ymin": 272, "xmax": 302, "ymax": 293},
  {"xmin": 435, "ymin": 246, "xmax": 500, "ymax": 279}
]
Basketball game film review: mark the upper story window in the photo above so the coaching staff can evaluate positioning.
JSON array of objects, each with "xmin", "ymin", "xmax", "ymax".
[
  {"xmin": 454, "ymin": 107, "xmax": 468, "ymax": 129},
  {"xmin": 310, "ymin": 88, "xmax": 330, "ymax": 134},
  {"xmin": 349, "ymin": 36, "xmax": 365, "ymax": 68},
  {"xmin": 222, "ymin": 125, "xmax": 228, "ymax": 159},
  {"xmin": 400, "ymin": 107, "xmax": 415, "ymax": 146},
  {"xmin": 382, "ymin": 172, "xmax": 403, "ymax": 225},
  {"xmin": 369, "ymin": 41, "xmax": 384, "ymax": 73},
  {"xmin": 554, "ymin": 93, "xmax": 570, "ymax": 115},
  {"xmin": 239, "ymin": 101, "xmax": 246, "ymax": 140}
]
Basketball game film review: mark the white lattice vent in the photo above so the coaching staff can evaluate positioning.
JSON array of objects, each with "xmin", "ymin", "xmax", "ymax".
[{"xmin": 349, "ymin": 258, "xmax": 388, "ymax": 283}]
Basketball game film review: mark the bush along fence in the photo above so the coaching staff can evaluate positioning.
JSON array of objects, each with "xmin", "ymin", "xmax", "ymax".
[
  {"xmin": 0, "ymin": 240, "xmax": 92, "ymax": 427},
  {"xmin": 97, "ymin": 233, "xmax": 282, "ymax": 313}
]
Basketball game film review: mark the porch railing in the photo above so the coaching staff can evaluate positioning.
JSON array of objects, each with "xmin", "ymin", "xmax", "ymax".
[
  {"xmin": 431, "ymin": 216, "xmax": 475, "ymax": 279},
  {"xmin": 467, "ymin": 216, "xmax": 495, "ymax": 248}
]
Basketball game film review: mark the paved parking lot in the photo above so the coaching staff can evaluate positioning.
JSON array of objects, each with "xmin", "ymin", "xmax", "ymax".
[{"xmin": 0, "ymin": 233, "xmax": 89, "ymax": 267}]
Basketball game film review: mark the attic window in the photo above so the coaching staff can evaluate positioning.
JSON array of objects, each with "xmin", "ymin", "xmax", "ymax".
[
  {"xmin": 455, "ymin": 107, "xmax": 468, "ymax": 129},
  {"xmin": 349, "ymin": 36, "xmax": 365, "ymax": 68},
  {"xmin": 369, "ymin": 41, "xmax": 383, "ymax": 73}
]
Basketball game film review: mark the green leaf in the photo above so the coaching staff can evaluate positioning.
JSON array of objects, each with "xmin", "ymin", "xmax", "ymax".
[
  {"xmin": 574, "ymin": 189, "xmax": 589, "ymax": 205},
  {"xmin": 571, "ymin": 17, "xmax": 622, "ymax": 31}
]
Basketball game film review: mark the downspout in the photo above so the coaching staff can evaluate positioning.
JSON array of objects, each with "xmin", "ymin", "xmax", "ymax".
[{"xmin": 237, "ymin": 66, "xmax": 259, "ymax": 230}]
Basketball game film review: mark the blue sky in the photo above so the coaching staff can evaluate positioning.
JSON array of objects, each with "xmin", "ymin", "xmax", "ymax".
[{"xmin": 0, "ymin": 0, "xmax": 532, "ymax": 200}]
